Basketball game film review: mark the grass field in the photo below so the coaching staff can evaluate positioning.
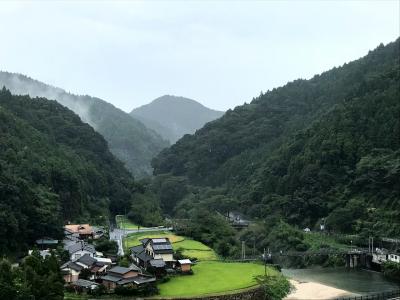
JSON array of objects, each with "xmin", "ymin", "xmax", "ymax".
[
  {"xmin": 173, "ymin": 239, "xmax": 218, "ymax": 260},
  {"xmin": 115, "ymin": 215, "xmax": 145, "ymax": 229},
  {"xmin": 157, "ymin": 261, "xmax": 273, "ymax": 298},
  {"xmin": 124, "ymin": 231, "xmax": 217, "ymax": 260}
]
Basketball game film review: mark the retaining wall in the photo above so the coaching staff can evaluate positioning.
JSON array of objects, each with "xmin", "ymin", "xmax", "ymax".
[{"xmin": 147, "ymin": 286, "xmax": 264, "ymax": 300}]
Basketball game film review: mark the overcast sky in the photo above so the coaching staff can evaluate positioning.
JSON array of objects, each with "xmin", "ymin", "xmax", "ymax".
[{"xmin": 0, "ymin": 1, "xmax": 398, "ymax": 112}]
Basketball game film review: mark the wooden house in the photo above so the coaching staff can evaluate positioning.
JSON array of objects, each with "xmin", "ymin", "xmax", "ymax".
[{"xmin": 177, "ymin": 259, "xmax": 192, "ymax": 273}]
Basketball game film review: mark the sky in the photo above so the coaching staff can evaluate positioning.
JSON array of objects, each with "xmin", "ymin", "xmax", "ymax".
[{"xmin": 0, "ymin": 1, "xmax": 399, "ymax": 112}]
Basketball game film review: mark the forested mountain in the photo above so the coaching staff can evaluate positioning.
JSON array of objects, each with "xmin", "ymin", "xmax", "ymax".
[
  {"xmin": 153, "ymin": 39, "xmax": 400, "ymax": 238},
  {"xmin": 0, "ymin": 89, "xmax": 141, "ymax": 254},
  {"xmin": 0, "ymin": 72, "xmax": 168, "ymax": 177},
  {"xmin": 130, "ymin": 95, "xmax": 224, "ymax": 143}
]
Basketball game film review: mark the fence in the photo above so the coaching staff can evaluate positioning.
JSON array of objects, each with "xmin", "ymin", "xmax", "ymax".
[{"xmin": 333, "ymin": 290, "xmax": 400, "ymax": 300}]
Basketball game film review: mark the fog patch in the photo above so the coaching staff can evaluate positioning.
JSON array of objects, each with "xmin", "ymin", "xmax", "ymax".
[{"xmin": 0, "ymin": 71, "xmax": 96, "ymax": 129}]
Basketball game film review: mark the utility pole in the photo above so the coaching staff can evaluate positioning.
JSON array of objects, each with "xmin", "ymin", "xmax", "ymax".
[
  {"xmin": 264, "ymin": 248, "xmax": 266, "ymax": 276},
  {"xmin": 241, "ymin": 241, "xmax": 246, "ymax": 260},
  {"xmin": 368, "ymin": 236, "xmax": 375, "ymax": 254},
  {"xmin": 372, "ymin": 237, "xmax": 374, "ymax": 254}
]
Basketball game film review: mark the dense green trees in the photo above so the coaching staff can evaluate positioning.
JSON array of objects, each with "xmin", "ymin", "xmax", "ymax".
[
  {"xmin": 0, "ymin": 252, "xmax": 64, "ymax": 300},
  {"xmin": 152, "ymin": 39, "xmax": 400, "ymax": 240},
  {"xmin": 0, "ymin": 89, "xmax": 143, "ymax": 254}
]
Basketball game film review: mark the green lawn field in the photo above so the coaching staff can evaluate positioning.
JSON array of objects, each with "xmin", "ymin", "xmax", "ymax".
[
  {"xmin": 115, "ymin": 215, "xmax": 145, "ymax": 230},
  {"xmin": 173, "ymin": 239, "xmax": 217, "ymax": 260},
  {"xmin": 157, "ymin": 261, "xmax": 273, "ymax": 298},
  {"xmin": 124, "ymin": 232, "xmax": 217, "ymax": 260}
]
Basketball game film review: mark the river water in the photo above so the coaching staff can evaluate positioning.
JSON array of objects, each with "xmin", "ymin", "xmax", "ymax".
[{"xmin": 282, "ymin": 268, "xmax": 400, "ymax": 295}]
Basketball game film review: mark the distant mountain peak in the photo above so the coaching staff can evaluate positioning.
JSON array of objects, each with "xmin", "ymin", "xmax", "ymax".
[{"xmin": 130, "ymin": 95, "xmax": 224, "ymax": 143}]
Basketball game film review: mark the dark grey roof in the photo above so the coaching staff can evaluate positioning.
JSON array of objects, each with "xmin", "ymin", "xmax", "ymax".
[
  {"xmin": 108, "ymin": 266, "xmax": 136, "ymax": 275},
  {"xmin": 149, "ymin": 259, "xmax": 166, "ymax": 268},
  {"xmin": 131, "ymin": 245, "xmax": 145, "ymax": 254},
  {"xmin": 67, "ymin": 241, "xmax": 96, "ymax": 255},
  {"xmin": 77, "ymin": 254, "xmax": 96, "ymax": 266},
  {"xmin": 136, "ymin": 250, "xmax": 152, "ymax": 262},
  {"xmin": 61, "ymin": 261, "xmax": 83, "ymax": 272},
  {"xmin": 142, "ymin": 238, "xmax": 174, "ymax": 254},
  {"xmin": 118, "ymin": 275, "xmax": 156, "ymax": 285},
  {"xmin": 140, "ymin": 238, "xmax": 149, "ymax": 245},
  {"xmin": 73, "ymin": 279, "xmax": 99, "ymax": 288},
  {"xmin": 133, "ymin": 275, "xmax": 156, "ymax": 285},
  {"xmin": 152, "ymin": 244, "xmax": 173, "ymax": 254}
]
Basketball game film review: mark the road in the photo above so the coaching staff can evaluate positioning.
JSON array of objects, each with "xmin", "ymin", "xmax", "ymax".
[{"xmin": 109, "ymin": 227, "xmax": 173, "ymax": 256}]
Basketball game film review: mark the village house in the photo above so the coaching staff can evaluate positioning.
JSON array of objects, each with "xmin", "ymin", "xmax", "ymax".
[
  {"xmin": 388, "ymin": 253, "xmax": 400, "ymax": 263},
  {"xmin": 147, "ymin": 259, "xmax": 167, "ymax": 278},
  {"xmin": 65, "ymin": 224, "xmax": 94, "ymax": 239},
  {"xmin": 131, "ymin": 238, "xmax": 175, "ymax": 270},
  {"xmin": 61, "ymin": 253, "xmax": 111, "ymax": 283},
  {"xmin": 100, "ymin": 265, "xmax": 156, "ymax": 291},
  {"xmin": 61, "ymin": 261, "xmax": 84, "ymax": 283},
  {"xmin": 65, "ymin": 240, "xmax": 97, "ymax": 261}
]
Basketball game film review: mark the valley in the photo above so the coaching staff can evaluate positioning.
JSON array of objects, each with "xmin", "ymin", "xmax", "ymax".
[{"xmin": 0, "ymin": 16, "xmax": 398, "ymax": 300}]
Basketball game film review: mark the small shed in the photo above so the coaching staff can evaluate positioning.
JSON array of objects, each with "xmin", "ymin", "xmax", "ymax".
[{"xmin": 178, "ymin": 259, "xmax": 192, "ymax": 272}]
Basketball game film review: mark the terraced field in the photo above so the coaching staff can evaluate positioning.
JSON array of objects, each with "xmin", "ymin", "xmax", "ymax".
[{"xmin": 157, "ymin": 261, "xmax": 273, "ymax": 298}]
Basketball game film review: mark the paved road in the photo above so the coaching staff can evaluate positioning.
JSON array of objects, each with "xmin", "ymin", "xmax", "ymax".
[{"xmin": 109, "ymin": 227, "xmax": 173, "ymax": 256}]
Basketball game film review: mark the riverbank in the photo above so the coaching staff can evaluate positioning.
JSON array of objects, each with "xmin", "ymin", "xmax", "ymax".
[{"xmin": 284, "ymin": 279, "xmax": 354, "ymax": 300}]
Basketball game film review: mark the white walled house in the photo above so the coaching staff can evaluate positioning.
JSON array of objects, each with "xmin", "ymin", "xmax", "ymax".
[
  {"xmin": 388, "ymin": 253, "xmax": 400, "ymax": 263},
  {"xmin": 65, "ymin": 241, "xmax": 96, "ymax": 261},
  {"xmin": 144, "ymin": 238, "xmax": 174, "ymax": 263}
]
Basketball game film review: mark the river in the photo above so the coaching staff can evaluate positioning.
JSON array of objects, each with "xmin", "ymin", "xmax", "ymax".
[{"xmin": 282, "ymin": 267, "xmax": 399, "ymax": 296}]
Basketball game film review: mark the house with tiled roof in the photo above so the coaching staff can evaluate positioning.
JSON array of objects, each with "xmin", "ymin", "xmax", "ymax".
[
  {"xmin": 61, "ymin": 261, "xmax": 84, "ymax": 283},
  {"xmin": 101, "ymin": 265, "xmax": 155, "ymax": 291},
  {"xmin": 131, "ymin": 237, "xmax": 175, "ymax": 270},
  {"xmin": 64, "ymin": 240, "xmax": 96, "ymax": 261}
]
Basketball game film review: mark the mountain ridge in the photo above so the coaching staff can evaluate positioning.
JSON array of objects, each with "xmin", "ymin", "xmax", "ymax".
[
  {"xmin": 130, "ymin": 95, "xmax": 224, "ymax": 143},
  {"xmin": 152, "ymin": 39, "xmax": 400, "ymax": 237}
]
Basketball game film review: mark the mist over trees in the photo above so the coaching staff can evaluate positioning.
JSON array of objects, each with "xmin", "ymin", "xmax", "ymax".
[{"xmin": 0, "ymin": 72, "xmax": 168, "ymax": 177}]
